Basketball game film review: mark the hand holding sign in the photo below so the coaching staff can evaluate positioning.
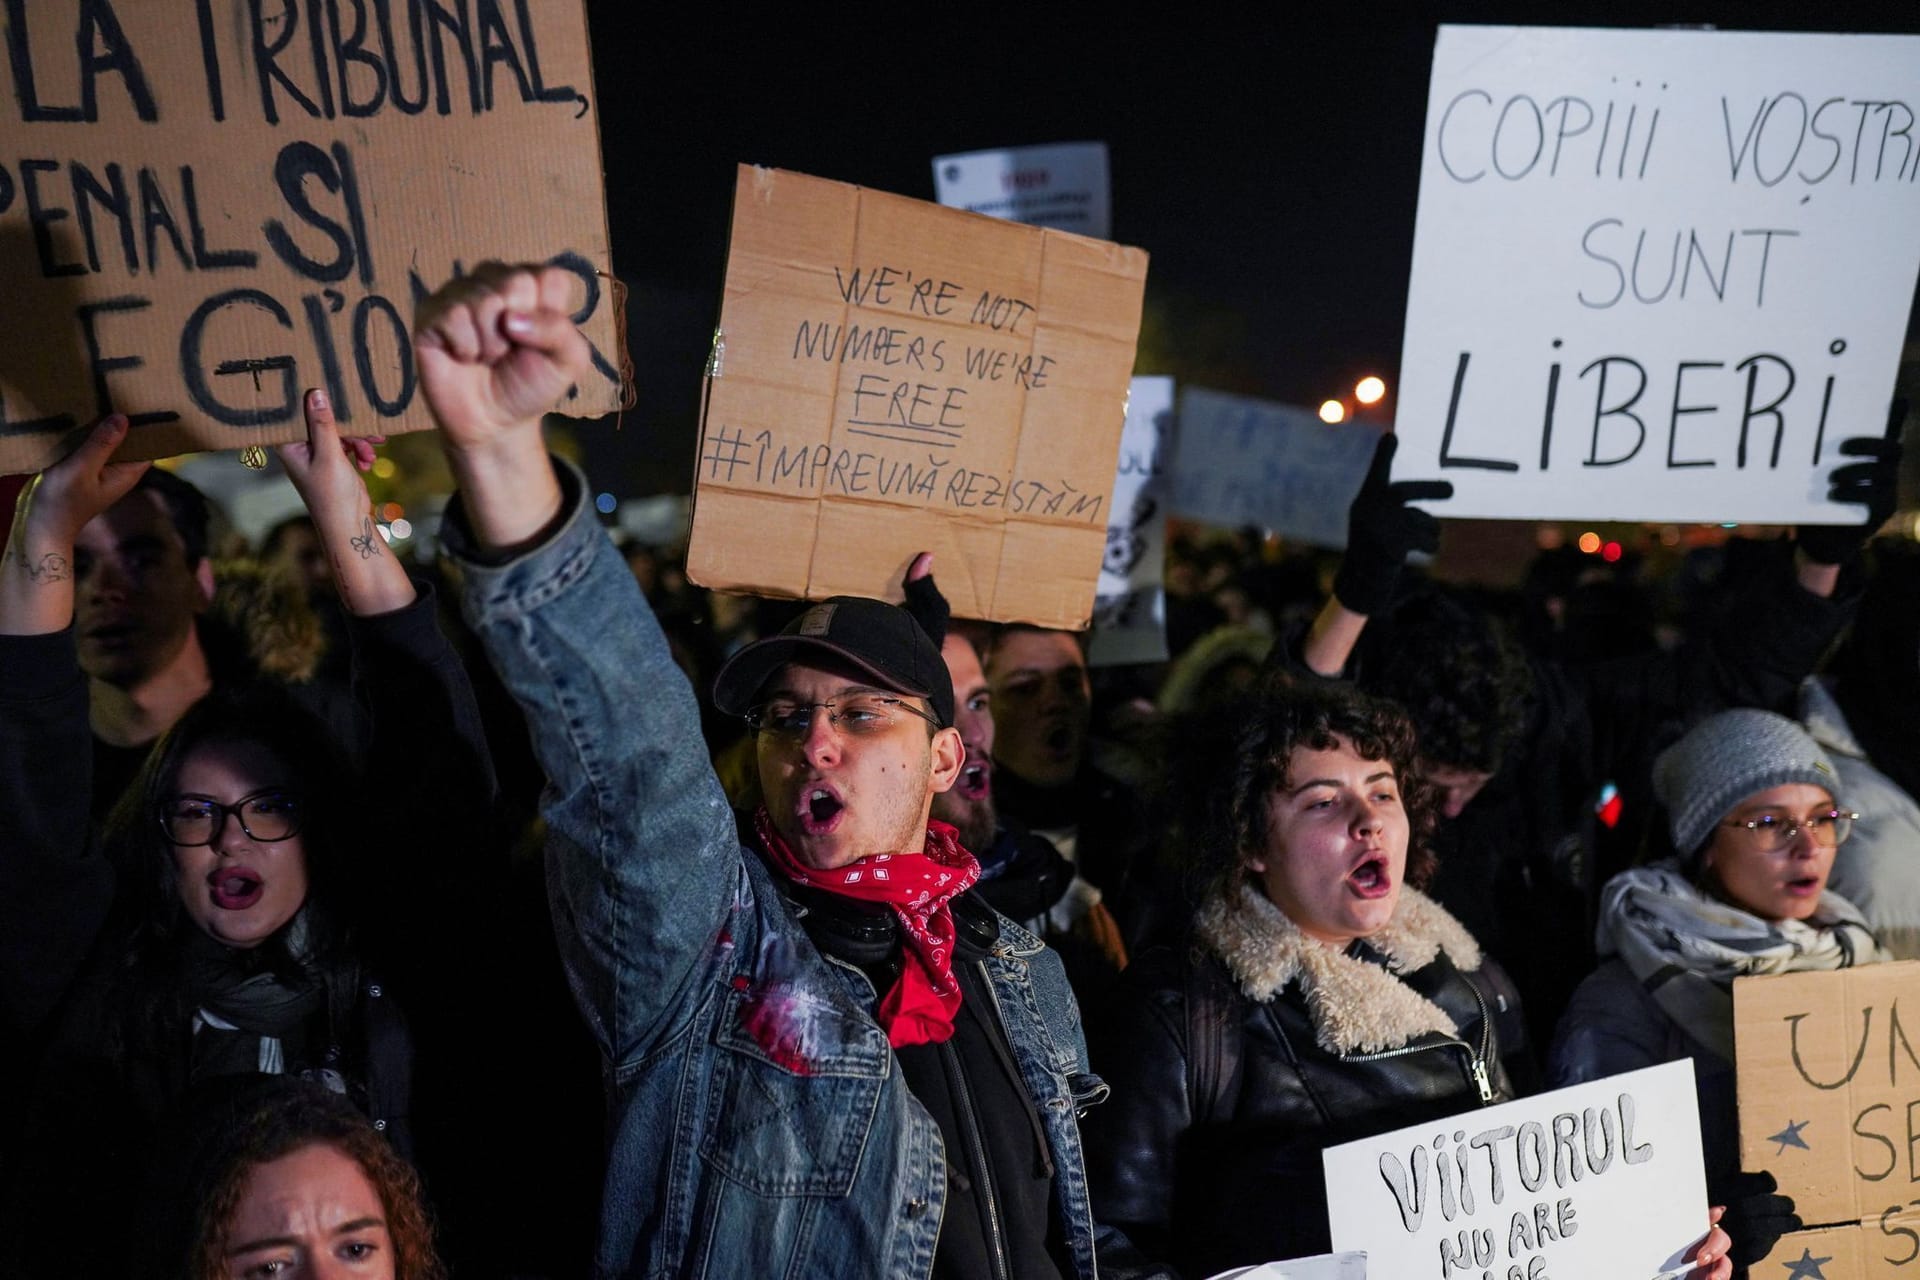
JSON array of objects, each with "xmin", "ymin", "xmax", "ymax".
[
  {"xmin": 1, "ymin": 414, "xmax": 150, "ymax": 637},
  {"xmin": 416, "ymin": 264, "xmax": 590, "ymax": 551},
  {"xmin": 277, "ymin": 389, "xmax": 412, "ymax": 617},
  {"xmin": 1708, "ymin": 1170, "xmax": 1800, "ymax": 1269},
  {"xmin": 1794, "ymin": 402, "xmax": 1906, "ymax": 567},
  {"xmin": 1333, "ymin": 433, "xmax": 1454, "ymax": 617}
]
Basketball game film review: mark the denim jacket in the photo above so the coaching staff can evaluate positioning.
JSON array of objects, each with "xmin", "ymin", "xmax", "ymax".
[{"xmin": 451, "ymin": 462, "xmax": 1164, "ymax": 1280}]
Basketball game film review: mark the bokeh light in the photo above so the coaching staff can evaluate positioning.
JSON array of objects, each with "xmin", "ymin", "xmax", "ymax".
[
  {"xmin": 1355, "ymin": 376, "xmax": 1387, "ymax": 405},
  {"xmin": 1318, "ymin": 399, "xmax": 1346, "ymax": 424},
  {"xmin": 1577, "ymin": 531, "xmax": 1601, "ymax": 554}
]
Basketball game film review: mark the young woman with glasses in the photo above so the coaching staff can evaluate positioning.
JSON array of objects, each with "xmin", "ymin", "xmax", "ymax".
[
  {"xmin": 1, "ymin": 398, "xmax": 492, "ymax": 1277},
  {"xmin": 1549, "ymin": 708, "xmax": 1888, "ymax": 1270}
]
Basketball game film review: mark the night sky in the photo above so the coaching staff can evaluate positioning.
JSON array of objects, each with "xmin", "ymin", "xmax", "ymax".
[{"xmin": 576, "ymin": 3, "xmax": 1920, "ymax": 496}]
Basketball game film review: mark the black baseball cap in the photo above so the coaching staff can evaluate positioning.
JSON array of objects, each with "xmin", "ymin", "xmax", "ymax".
[{"xmin": 711, "ymin": 597, "xmax": 955, "ymax": 727}]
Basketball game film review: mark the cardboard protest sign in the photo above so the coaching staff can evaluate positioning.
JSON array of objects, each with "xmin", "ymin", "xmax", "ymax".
[
  {"xmin": 933, "ymin": 142, "xmax": 1111, "ymax": 240},
  {"xmin": 1088, "ymin": 376, "xmax": 1173, "ymax": 666},
  {"xmin": 0, "ymin": 0, "xmax": 622, "ymax": 475},
  {"xmin": 1323, "ymin": 1059, "xmax": 1708, "ymax": 1279},
  {"xmin": 1393, "ymin": 26, "xmax": 1920, "ymax": 523},
  {"xmin": 1168, "ymin": 388, "xmax": 1381, "ymax": 546},
  {"xmin": 1735, "ymin": 961, "xmax": 1920, "ymax": 1277},
  {"xmin": 687, "ymin": 165, "xmax": 1148, "ymax": 628}
]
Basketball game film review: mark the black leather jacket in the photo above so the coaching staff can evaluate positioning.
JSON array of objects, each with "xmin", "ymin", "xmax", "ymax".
[{"xmin": 1083, "ymin": 898, "xmax": 1533, "ymax": 1277}]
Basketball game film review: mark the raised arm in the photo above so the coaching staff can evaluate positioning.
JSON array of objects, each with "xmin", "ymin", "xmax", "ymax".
[
  {"xmin": 0, "ymin": 418, "xmax": 149, "ymax": 1040},
  {"xmin": 1297, "ymin": 432, "xmax": 1452, "ymax": 677},
  {"xmin": 275, "ymin": 388, "xmax": 415, "ymax": 618},
  {"xmin": 413, "ymin": 264, "xmax": 741, "ymax": 1067},
  {"xmin": 1, "ymin": 416, "xmax": 150, "ymax": 638}
]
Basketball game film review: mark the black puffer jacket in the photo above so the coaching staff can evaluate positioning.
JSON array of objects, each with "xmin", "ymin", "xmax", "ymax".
[{"xmin": 1082, "ymin": 884, "xmax": 1533, "ymax": 1277}]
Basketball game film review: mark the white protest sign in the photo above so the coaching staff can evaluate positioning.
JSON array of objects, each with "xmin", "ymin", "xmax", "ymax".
[
  {"xmin": 1394, "ymin": 26, "xmax": 1920, "ymax": 523},
  {"xmin": 1088, "ymin": 376, "xmax": 1174, "ymax": 666},
  {"xmin": 1323, "ymin": 1060, "xmax": 1708, "ymax": 1280},
  {"xmin": 933, "ymin": 142, "xmax": 1111, "ymax": 240},
  {"xmin": 1205, "ymin": 1253, "xmax": 1368, "ymax": 1280},
  {"xmin": 1168, "ymin": 388, "xmax": 1380, "ymax": 546}
]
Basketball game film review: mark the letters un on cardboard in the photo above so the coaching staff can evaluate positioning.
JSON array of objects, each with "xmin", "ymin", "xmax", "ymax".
[
  {"xmin": 688, "ymin": 164, "xmax": 1148, "ymax": 629},
  {"xmin": 0, "ymin": 1, "xmax": 620, "ymax": 473},
  {"xmin": 1736, "ymin": 961, "xmax": 1920, "ymax": 1277}
]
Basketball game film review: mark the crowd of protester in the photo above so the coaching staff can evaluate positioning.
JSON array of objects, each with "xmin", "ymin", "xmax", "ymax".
[{"xmin": 1, "ymin": 264, "xmax": 1910, "ymax": 1278}]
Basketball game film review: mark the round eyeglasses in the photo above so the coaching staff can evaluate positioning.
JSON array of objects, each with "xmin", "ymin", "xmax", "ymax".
[
  {"xmin": 159, "ymin": 790, "xmax": 303, "ymax": 846},
  {"xmin": 1719, "ymin": 809, "xmax": 1857, "ymax": 853},
  {"xmin": 745, "ymin": 694, "xmax": 941, "ymax": 740}
]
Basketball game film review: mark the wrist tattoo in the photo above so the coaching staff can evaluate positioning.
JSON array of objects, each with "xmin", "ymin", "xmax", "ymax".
[
  {"xmin": 350, "ymin": 516, "xmax": 382, "ymax": 560},
  {"xmin": 15, "ymin": 552, "xmax": 71, "ymax": 584}
]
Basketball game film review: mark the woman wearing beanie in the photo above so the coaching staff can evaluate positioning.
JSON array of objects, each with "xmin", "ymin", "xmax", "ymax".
[{"xmin": 1549, "ymin": 708, "xmax": 1888, "ymax": 1272}]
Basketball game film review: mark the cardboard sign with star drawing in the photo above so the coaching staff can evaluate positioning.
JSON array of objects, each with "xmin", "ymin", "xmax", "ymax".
[{"xmin": 1734, "ymin": 961, "xmax": 1920, "ymax": 1277}]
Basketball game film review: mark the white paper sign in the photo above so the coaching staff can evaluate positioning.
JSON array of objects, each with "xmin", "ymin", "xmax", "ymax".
[
  {"xmin": 1205, "ymin": 1252, "xmax": 1368, "ymax": 1280},
  {"xmin": 933, "ymin": 142, "xmax": 1112, "ymax": 239},
  {"xmin": 1168, "ymin": 388, "xmax": 1381, "ymax": 546},
  {"xmin": 1089, "ymin": 376, "xmax": 1174, "ymax": 666},
  {"xmin": 1394, "ymin": 26, "xmax": 1920, "ymax": 523},
  {"xmin": 1323, "ymin": 1061, "xmax": 1708, "ymax": 1280}
]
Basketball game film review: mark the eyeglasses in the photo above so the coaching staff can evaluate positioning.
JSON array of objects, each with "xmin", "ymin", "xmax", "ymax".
[
  {"xmin": 1720, "ymin": 809, "xmax": 1858, "ymax": 853},
  {"xmin": 159, "ymin": 790, "xmax": 303, "ymax": 846},
  {"xmin": 746, "ymin": 694, "xmax": 941, "ymax": 740}
]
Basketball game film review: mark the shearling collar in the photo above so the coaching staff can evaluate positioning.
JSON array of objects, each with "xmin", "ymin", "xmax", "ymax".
[{"xmin": 1195, "ymin": 881, "xmax": 1483, "ymax": 1055}]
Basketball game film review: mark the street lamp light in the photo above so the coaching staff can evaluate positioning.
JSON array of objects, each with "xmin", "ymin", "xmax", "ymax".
[
  {"xmin": 1355, "ymin": 376, "xmax": 1387, "ymax": 405},
  {"xmin": 1319, "ymin": 399, "xmax": 1347, "ymax": 424}
]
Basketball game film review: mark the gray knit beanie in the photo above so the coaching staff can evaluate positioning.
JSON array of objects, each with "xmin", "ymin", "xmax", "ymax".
[{"xmin": 1653, "ymin": 709, "xmax": 1843, "ymax": 859}]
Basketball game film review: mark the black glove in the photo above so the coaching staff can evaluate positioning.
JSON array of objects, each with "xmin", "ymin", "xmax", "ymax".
[
  {"xmin": 1796, "ymin": 400, "xmax": 1906, "ymax": 566},
  {"xmin": 1331, "ymin": 432, "xmax": 1454, "ymax": 616},
  {"xmin": 1710, "ymin": 1169, "xmax": 1801, "ymax": 1270},
  {"xmin": 901, "ymin": 555, "xmax": 951, "ymax": 646}
]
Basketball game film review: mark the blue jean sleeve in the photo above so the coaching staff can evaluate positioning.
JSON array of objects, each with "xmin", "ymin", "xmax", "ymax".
[{"xmin": 449, "ymin": 458, "xmax": 742, "ymax": 1067}]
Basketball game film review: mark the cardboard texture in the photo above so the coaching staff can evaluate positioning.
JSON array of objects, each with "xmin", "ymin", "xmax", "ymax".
[
  {"xmin": 1323, "ymin": 1060, "xmax": 1709, "ymax": 1280},
  {"xmin": 1735, "ymin": 962, "xmax": 1920, "ymax": 1277},
  {"xmin": 1393, "ymin": 26, "xmax": 1920, "ymax": 524},
  {"xmin": 688, "ymin": 165, "xmax": 1148, "ymax": 628},
  {"xmin": 0, "ymin": 1, "xmax": 620, "ymax": 475}
]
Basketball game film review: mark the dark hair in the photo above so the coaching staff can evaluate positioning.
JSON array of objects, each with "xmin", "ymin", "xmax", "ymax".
[
  {"xmin": 181, "ymin": 1078, "xmax": 442, "ymax": 1280},
  {"xmin": 133, "ymin": 466, "xmax": 213, "ymax": 566},
  {"xmin": 1355, "ymin": 588, "xmax": 1534, "ymax": 775},
  {"xmin": 1189, "ymin": 680, "xmax": 1438, "ymax": 904},
  {"xmin": 983, "ymin": 622, "xmax": 1090, "ymax": 668},
  {"xmin": 259, "ymin": 513, "xmax": 317, "ymax": 561},
  {"xmin": 102, "ymin": 684, "xmax": 363, "ymax": 1064}
]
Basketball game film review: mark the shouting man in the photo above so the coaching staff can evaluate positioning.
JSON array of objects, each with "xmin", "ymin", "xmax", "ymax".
[{"xmin": 413, "ymin": 264, "xmax": 1165, "ymax": 1280}]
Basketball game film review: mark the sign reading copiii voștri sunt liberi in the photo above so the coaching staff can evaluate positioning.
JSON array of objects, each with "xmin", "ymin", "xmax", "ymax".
[
  {"xmin": 1323, "ymin": 1060, "xmax": 1708, "ymax": 1280},
  {"xmin": 1392, "ymin": 26, "xmax": 1920, "ymax": 524}
]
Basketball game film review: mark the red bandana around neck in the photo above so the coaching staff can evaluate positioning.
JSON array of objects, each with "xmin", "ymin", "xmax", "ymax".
[{"xmin": 753, "ymin": 807, "xmax": 982, "ymax": 1048}]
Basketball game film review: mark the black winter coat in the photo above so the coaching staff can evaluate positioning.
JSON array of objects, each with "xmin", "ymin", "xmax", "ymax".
[{"xmin": 1083, "ymin": 885, "xmax": 1533, "ymax": 1277}]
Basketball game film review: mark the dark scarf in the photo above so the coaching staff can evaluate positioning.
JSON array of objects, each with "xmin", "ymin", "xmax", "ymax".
[{"xmin": 181, "ymin": 923, "xmax": 324, "ymax": 1079}]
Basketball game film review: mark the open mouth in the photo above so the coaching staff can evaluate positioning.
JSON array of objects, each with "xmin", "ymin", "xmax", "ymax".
[
  {"xmin": 1043, "ymin": 723, "xmax": 1078, "ymax": 760},
  {"xmin": 83, "ymin": 623, "xmax": 139, "ymax": 647},
  {"xmin": 958, "ymin": 762, "xmax": 991, "ymax": 802},
  {"xmin": 1347, "ymin": 853, "xmax": 1394, "ymax": 900},
  {"xmin": 798, "ymin": 785, "xmax": 845, "ymax": 835},
  {"xmin": 1783, "ymin": 875, "xmax": 1823, "ymax": 897},
  {"xmin": 209, "ymin": 867, "xmax": 265, "ymax": 911}
]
